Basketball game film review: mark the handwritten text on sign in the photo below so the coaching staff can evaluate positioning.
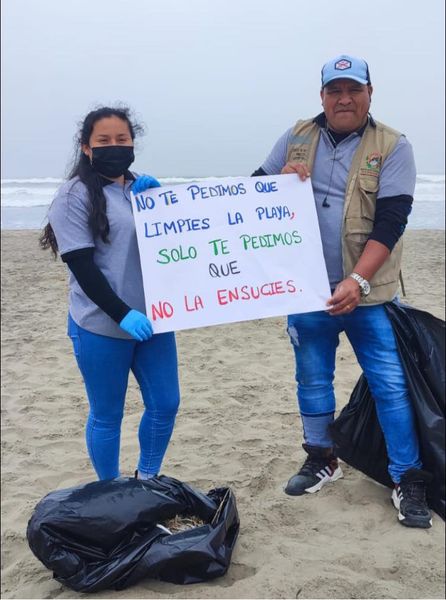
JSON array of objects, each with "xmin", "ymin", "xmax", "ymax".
[{"xmin": 131, "ymin": 175, "xmax": 330, "ymax": 333}]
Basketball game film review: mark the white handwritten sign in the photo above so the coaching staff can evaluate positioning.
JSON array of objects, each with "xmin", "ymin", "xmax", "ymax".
[{"xmin": 131, "ymin": 174, "xmax": 330, "ymax": 333}]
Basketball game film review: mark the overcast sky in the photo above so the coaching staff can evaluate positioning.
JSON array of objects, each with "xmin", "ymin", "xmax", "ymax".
[{"xmin": 1, "ymin": 0, "xmax": 444, "ymax": 178}]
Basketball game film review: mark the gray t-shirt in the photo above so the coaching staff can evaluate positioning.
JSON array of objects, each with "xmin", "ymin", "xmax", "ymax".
[
  {"xmin": 261, "ymin": 124, "xmax": 416, "ymax": 288},
  {"xmin": 49, "ymin": 176, "xmax": 145, "ymax": 339}
]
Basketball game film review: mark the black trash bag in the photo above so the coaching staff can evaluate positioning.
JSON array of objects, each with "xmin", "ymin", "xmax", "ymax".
[
  {"xmin": 26, "ymin": 475, "xmax": 240, "ymax": 592},
  {"xmin": 329, "ymin": 375, "xmax": 393, "ymax": 489},
  {"xmin": 330, "ymin": 302, "xmax": 445, "ymax": 519}
]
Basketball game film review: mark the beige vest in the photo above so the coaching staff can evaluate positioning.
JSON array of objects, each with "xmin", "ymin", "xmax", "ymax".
[{"xmin": 287, "ymin": 118, "xmax": 403, "ymax": 304}]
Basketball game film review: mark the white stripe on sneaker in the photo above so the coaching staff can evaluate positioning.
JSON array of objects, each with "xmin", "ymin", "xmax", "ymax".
[{"xmin": 305, "ymin": 466, "xmax": 343, "ymax": 494}]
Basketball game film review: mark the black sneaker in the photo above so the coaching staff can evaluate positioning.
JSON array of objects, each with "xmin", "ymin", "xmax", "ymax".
[
  {"xmin": 284, "ymin": 444, "xmax": 343, "ymax": 496},
  {"xmin": 391, "ymin": 468, "xmax": 433, "ymax": 529}
]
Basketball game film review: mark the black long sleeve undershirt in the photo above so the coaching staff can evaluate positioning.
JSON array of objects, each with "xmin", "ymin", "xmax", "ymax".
[
  {"xmin": 61, "ymin": 248, "xmax": 131, "ymax": 324},
  {"xmin": 251, "ymin": 167, "xmax": 267, "ymax": 177},
  {"xmin": 369, "ymin": 194, "xmax": 413, "ymax": 251}
]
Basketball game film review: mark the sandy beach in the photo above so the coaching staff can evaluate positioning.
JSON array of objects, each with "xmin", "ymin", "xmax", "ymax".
[{"xmin": 1, "ymin": 229, "xmax": 444, "ymax": 600}]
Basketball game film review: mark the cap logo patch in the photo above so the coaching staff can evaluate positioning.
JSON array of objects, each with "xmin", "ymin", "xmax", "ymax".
[{"xmin": 335, "ymin": 59, "xmax": 351, "ymax": 71}]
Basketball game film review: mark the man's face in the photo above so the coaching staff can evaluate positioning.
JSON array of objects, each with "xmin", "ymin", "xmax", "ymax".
[{"xmin": 321, "ymin": 79, "xmax": 372, "ymax": 133}]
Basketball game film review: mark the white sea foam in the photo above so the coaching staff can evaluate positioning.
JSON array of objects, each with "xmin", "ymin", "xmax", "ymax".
[
  {"xmin": 1, "ymin": 175, "xmax": 444, "ymax": 229},
  {"xmin": 415, "ymin": 174, "xmax": 445, "ymax": 184},
  {"xmin": 0, "ymin": 176, "xmax": 231, "ymax": 208},
  {"xmin": 1, "ymin": 177, "xmax": 63, "ymax": 184}
]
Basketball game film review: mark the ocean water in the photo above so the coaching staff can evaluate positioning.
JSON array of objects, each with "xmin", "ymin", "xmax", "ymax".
[{"xmin": 1, "ymin": 175, "xmax": 444, "ymax": 230}]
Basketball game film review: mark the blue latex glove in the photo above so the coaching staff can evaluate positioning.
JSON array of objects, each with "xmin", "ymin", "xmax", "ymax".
[
  {"xmin": 119, "ymin": 310, "xmax": 153, "ymax": 341},
  {"xmin": 131, "ymin": 174, "xmax": 161, "ymax": 194}
]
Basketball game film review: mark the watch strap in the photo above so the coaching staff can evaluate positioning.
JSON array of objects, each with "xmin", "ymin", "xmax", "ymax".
[{"xmin": 349, "ymin": 272, "xmax": 370, "ymax": 296}]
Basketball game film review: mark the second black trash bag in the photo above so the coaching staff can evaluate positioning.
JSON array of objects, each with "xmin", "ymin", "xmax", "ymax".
[
  {"xmin": 330, "ymin": 302, "xmax": 445, "ymax": 520},
  {"xmin": 26, "ymin": 475, "xmax": 240, "ymax": 593}
]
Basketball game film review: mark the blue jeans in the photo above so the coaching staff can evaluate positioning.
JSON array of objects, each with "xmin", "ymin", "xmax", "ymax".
[
  {"xmin": 287, "ymin": 305, "xmax": 422, "ymax": 483},
  {"xmin": 68, "ymin": 315, "xmax": 180, "ymax": 480}
]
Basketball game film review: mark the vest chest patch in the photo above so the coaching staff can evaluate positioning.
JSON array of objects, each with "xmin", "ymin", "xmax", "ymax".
[{"xmin": 360, "ymin": 152, "xmax": 382, "ymax": 178}]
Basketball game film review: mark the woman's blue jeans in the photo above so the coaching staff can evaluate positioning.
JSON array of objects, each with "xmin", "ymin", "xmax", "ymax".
[
  {"xmin": 68, "ymin": 315, "xmax": 180, "ymax": 480},
  {"xmin": 287, "ymin": 305, "xmax": 422, "ymax": 483}
]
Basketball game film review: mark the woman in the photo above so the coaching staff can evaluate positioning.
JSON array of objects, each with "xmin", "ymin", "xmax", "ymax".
[{"xmin": 40, "ymin": 106, "xmax": 180, "ymax": 481}]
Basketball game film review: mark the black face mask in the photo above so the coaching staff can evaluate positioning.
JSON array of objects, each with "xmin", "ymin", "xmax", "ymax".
[{"xmin": 90, "ymin": 145, "xmax": 135, "ymax": 178}]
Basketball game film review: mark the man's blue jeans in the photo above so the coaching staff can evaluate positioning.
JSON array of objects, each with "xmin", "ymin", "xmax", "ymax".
[
  {"xmin": 287, "ymin": 305, "xmax": 422, "ymax": 483},
  {"xmin": 68, "ymin": 315, "xmax": 180, "ymax": 480}
]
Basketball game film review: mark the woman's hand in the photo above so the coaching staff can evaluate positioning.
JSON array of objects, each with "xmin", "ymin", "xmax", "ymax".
[
  {"xmin": 131, "ymin": 174, "xmax": 161, "ymax": 194},
  {"xmin": 119, "ymin": 309, "xmax": 153, "ymax": 341}
]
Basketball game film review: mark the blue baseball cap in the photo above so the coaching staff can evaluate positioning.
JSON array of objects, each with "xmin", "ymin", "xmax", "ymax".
[{"xmin": 321, "ymin": 54, "xmax": 371, "ymax": 87}]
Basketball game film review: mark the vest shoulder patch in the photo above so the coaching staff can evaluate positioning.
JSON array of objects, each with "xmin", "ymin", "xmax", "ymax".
[{"xmin": 289, "ymin": 134, "xmax": 312, "ymax": 144}]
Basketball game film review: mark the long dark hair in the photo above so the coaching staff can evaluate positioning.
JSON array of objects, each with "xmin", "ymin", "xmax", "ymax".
[{"xmin": 39, "ymin": 106, "xmax": 143, "ymax": 257}]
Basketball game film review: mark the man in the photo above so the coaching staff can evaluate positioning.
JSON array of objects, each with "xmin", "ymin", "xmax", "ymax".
[{"xmin": 252, "ymin": 54, "xmax": 433, "ymax": 528}]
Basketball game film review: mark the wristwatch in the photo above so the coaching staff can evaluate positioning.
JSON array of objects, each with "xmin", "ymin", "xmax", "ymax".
[{"xmin": 349, "ymin": 272, "xmax": 371, "ymax": 297}]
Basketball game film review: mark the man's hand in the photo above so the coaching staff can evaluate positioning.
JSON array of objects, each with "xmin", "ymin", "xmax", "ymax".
[
  {"xmin": 326, "ymin": 278, "xmax": 361, "ymax": 315},
  {"xmin": 327, "ymin": 239, "xmax": 390, "ymax": 315},
  {"xmin": 281, "ymin": 162, "xmax": 311, "ymax": 181}
]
